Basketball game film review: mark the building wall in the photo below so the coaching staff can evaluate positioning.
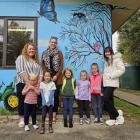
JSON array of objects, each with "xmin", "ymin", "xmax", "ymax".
[{"xmin": 0, "ymin": 0, "xmax": 112, "ymax": 108}]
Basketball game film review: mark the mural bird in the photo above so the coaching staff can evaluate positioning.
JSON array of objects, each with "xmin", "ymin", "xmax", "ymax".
[{"xmin": 38, "ymin": 0, "xmax": 59, "ymax": 23}]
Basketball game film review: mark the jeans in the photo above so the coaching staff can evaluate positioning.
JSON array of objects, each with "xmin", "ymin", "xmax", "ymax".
[
  {"xmin": 62, "ymin": 97, "xmax": 74, "ymax": 120},
  {"xmin": 16, "ymin": 83, "xmax": 25, "ymax": 116},
  {"xmin": 41, "ymin": 105, "xmax": 53, "ymax": 127},
  {"xmin": 103, "ymin": 87, "xmax": 119, "ymax": 119},
  {"xmin": 91, "ymin": 94, "xmax": 102, "ymax": 119},
  {"xmin": 24, "ymin": 103, "xmax": 37, "ymax": 125},
  {"xmin": 78, "ymin": 100, "xmax": 90, "ymax": 119}
]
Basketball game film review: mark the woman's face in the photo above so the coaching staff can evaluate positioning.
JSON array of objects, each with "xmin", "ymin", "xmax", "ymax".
[
  {"xmin": 49, "ymin": 39, "xmax": 57, "ymax": 50},
  {"xmin": 27, "ymin": 45, "xmax": 36, "ymax": 58},
  {"xmin": 105, "ymin": 51, "xmax": 111, "ymax": 58}
]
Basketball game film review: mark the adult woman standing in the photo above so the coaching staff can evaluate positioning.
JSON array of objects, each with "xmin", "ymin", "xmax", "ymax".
[
  {"xmin": 15, "ymin": 42, "xmax": 43, "ymax": 127},
  {"xmin": 103, "ymin": 47, "xmax": 125, "ymax": 126},
  {"xmin": 41, "ymin": 36, "xmax": 63, "ymax": 122}
]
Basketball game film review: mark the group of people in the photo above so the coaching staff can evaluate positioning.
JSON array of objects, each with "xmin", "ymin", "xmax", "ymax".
[{"xmin": 15, "ymin": 36, "xmax": 125, "ymax": 134}]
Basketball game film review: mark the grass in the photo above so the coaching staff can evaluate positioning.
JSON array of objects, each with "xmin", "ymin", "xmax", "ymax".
[
  {"xmin": 117, "ymin": 88, "xmax": 140, "ymax": 96},
  {"xmin": 0, "ymin": 107, "xmax": 16, "ymax": 115},
  {"xmin": 115, "ymin": 97, "xmax": 140, "ymax": 122}
]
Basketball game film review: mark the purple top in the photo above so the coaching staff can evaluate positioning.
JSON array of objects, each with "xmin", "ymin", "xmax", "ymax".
[{"xmin": 76, "ymin": 80, "xmax": 90, "ymax": 100}]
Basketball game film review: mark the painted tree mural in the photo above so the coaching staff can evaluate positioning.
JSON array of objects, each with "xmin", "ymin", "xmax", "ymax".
[{"xmin": 60, "ymin": 2, "xmax": 112, "ymax": 68}]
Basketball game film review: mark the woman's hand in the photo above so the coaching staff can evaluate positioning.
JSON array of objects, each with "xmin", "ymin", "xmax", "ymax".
[{"xmin": 52, "ymin": 75, "xmax": 57, "ymax": 81}]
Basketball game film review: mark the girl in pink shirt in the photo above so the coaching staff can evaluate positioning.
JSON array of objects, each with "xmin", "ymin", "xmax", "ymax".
[
  {"xmin": 22, "ymin": 73, "xmax": 40, "ymax": 131},
  {"xmin": 90, "ymin": 63, "xmax": 103, "ymax": 124}
]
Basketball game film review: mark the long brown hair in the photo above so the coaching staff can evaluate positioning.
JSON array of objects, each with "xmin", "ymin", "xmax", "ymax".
[
  {"xmin": 21, "ymin": 42, "xmax": 39, "ymax": 64},
  {"xmin": 63, "ymin": 68, "xmax": 74, "ymax": 79}
]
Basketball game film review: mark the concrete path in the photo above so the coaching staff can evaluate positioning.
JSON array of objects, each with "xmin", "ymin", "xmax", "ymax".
[
  {"xmin": 0, "ymin": 115, "xmax": 140, "ymax": 140},
  {"xmin": 114, "ymin": 90, "xmax": 140, "ymax": 107}
]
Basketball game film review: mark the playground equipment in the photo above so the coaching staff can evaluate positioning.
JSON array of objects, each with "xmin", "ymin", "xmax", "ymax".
[{"xmin": 0, "ymin": 80, "xmax": 18, "ymax": 112}]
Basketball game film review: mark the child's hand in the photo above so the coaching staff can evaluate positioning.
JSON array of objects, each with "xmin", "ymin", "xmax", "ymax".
[{"xmin": 100, "ymin": 93, "xmax": 103, "ymax": 96}]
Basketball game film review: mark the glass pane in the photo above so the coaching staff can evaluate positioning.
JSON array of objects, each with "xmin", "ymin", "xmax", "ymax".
[
  {"xmin": 7, "ymin": 19, "xmax": 35, "ymax": 66},
  {"xmin": 0, "ymin": 19, "xmax": 4, "ymax": 66}
]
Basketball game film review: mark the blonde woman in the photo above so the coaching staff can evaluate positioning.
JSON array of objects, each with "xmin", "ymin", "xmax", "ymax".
[{"xmin": 15, "ymin": 42, "xmax": 43, "ymax": 127}]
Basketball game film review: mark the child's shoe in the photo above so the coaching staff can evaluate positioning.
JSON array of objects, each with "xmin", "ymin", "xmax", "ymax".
[
  {"xmin": 79, "ymin": 118, "xmax": 83, "ymax": 125},
  {"xmin": 33, "ymin": 124, "xmax": 39, "ymax": 129},
  {"xmin": 40, "ymin": 127, "xmax": 45, "ymax": 134},
  {"xmin": 99, "ymin": 118, "xmax": 104, "ymax": 125},
  {"xmin": 49, "ymin": 123, "xmax": 54, "ymax": 133},
  {"xmin": 94, "ymin": 118, "xmax": 98, "ymax": 123},
  {"xmin": 69, "ymin": 119, "xmax": 73, "ymax": 128},
  {"xmin": 18, "ymin": 117, "xmax": 24, "ymax": 128},
  {"xmin": 85, "ymin": 118, "xmax": 90, "ymax": 124},
  {"xmin": 64, "ymin": 119, "xmax": 68, "ymax": 127},
  {"xmin": 24, "ymin": 125, "xmax": 30, "ymax": 131}
]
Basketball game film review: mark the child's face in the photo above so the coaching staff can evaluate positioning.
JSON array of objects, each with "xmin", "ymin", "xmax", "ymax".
[
  {"xmin": 81, "ymin": 72, "xmax": 87, "ymax": 81},
  {"xmin": 44, "ymin": 72, "xmax": 51, "ymax": 82},
  {"xmin": 65, "ymin": 70, "xmax": 72, "ymax": 79},
  {"xmin": 91, "ymin": 65, "xmax": 98, "ymax": 74}
]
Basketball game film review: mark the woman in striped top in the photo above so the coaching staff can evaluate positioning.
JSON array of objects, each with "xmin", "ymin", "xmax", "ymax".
[{"xmin": 15, "ymin": 42, "xmax": 43, "ymax": 128}]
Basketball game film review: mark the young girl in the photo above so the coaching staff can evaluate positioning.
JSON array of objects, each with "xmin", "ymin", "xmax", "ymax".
[
  {"xmin": 61, "ymin": 68, "xmax": 75, "ymax": 128},
  {"xmin": 22, "ymin": 73, "xmax": 40, "ymax": 131},
  {"xmin": 40, "ymin": 71, "xmax": 56, "ymax": 134},
  {"xmin": 75, "ymin": 70, "xmax": 91, "ymax": 125},
  {"xmin": 90, "ymin": 63, "xmax": 103, "ymax": 124},
  {"xmin": 103, "ymin": 47, "xmax": 125, "ymax": 126}
]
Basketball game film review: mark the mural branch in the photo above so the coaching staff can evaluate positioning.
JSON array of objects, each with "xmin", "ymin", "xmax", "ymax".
[{"xmin": 60, "ymin": 2, "xmax": 112, "ymax": 68}]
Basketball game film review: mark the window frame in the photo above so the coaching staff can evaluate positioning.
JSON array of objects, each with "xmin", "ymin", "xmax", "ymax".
[{"xmin": 0, "ymin": 16, "xmax": 38, "ymax": 69}]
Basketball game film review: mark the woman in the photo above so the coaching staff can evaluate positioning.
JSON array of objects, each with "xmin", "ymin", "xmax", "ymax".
[
  {"xmin": 41, "ymin": 36, "xmax": 63, "ymax": 122},
  {"xmin": 15, "ymin": 42, "xmax": 43, "ymax": 127},
  {"xmin": 103, "ymin": 47, "xmax": 125, "ymax": 126}
]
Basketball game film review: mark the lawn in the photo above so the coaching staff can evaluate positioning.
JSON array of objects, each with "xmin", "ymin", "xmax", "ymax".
[
  {"xmin": 115, "ymin": 97, "xmax": 140, "ymax": 122},
  {"xmin": 0, "ymin": 107, "xmax": 16, "ymax": 115}
]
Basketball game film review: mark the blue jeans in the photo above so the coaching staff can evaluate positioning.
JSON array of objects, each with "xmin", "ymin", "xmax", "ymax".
[
  {"xmin": 62, "ymin": 97, "xmax": 74, "ymax": 120},
  {"xmin": 91, "ymin": 94, "xmax": 102, "ymax": 119}
]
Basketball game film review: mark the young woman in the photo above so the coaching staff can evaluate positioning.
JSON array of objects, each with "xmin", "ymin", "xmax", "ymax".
[{"xmin": 103, "ymin": 47, "xmax": 125, "ymax": 126}]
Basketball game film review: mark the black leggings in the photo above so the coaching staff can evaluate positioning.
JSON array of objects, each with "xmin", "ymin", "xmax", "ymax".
[
  {"xmin": 53, "ymin": 85, "xmax": 61, "ymax": 112},
  {"xmin": 16, "ymin": 83, "xmax": 25, "ymax": 116},
  {"xmin": 103, "ymin": 87, "xmax": 119, "ymax": 119}
]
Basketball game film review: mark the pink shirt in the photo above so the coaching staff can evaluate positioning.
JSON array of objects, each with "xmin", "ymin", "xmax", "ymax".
[{"xmin": 24, "ymin": 89, "xmax": 38, "ymax": 104}]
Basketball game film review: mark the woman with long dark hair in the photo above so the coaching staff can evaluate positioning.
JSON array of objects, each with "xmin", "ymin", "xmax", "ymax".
[{"xmin": 103, "ymin": 47, "xmax": 125, "ymax": 126}]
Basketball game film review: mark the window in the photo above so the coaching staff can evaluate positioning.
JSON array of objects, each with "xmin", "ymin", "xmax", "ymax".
[{"xmin": 0, "ymin": 17, "xmax": 37, "ymax": 68}]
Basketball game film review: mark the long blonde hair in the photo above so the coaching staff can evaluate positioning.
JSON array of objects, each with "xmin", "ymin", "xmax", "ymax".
[{"xmin": 21, "ymin": 42, "xmax": 39, "ymax": 64}]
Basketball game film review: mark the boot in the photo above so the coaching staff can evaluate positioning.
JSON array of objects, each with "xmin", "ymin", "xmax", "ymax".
[
  {"xmin": 69, "ymin": 119, "xmax": 73, "ymax": 128},
  {"xmin": 64, "ymin": 119, "xmax": 68, "ymax": 127},
  {"xmin": 49, "ymin": 122, "xmax": 54, "ymax": 133},
  {"xmin": 40, "ymin": 124, "xmax": 45, "ymax": 134}
]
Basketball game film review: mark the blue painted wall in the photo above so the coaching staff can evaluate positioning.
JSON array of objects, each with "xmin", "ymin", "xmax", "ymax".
[{"xmin": 0, "ymin": 0, "xmax": 112, "ymax": 108}]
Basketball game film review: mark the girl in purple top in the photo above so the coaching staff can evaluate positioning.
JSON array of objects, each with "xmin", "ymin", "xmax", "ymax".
[{"xmin": 75, "ymin": 70, "xmax": 91, "ymax": 125}]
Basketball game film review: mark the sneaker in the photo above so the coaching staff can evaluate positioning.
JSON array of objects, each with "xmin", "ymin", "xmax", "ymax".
[
  {"xmin": 105, "ymin": 120, "xmax": 116, "ymax": 126},
  {"xmin": 94, "ymin": 118, "xmax": 98, "ymax": 123},
  {"xmin": 33, "ymin": 124, "xmax": 39, "ymax": 129},
  {"xmin": 25, "ymin": 125, "xmax": 30, "ymax": 131},
  {"xmin": 40, "ymin": 127, "xmax": 45, "ymax": 134},
  {"xmin": 79, "ymin": 118, "xmax": 83, "ymax": 125},
  {"xmin": 115, "ymin": 116, "xmax": 124, "ymax": 125},
  {"xmin": 85, "ymin": 118, "xmax": 90, "ymax": 124},
  {"xmin": 99, "ymin": 118, "xmax": 104, "ymax": 125},
  {"xmin": 118, "ymin": 110, "xmax": 123, "ymax": 116},
  {"xmin": 18, "ymin": 118, "xmax": 24, "ymax": 128}
]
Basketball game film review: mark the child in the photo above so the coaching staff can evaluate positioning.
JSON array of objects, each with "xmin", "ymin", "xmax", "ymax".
[
  {"xmin": 22, "ymin": 73, "xmax": 40, "ymax": 131},
  {"xmin": 61, "ymin": 68, "xmax": 75, "ymax": 128},
  {"xmin": 75, "ymin": 70, "xmax": 91, "ymax": 125},
  {"xmin": 90, "ymin": 63, "xmax": 103, "ymax": 124},
  {"xmin": 40, "ymin": 71, "xmax": 56, "ymax": 134}
]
